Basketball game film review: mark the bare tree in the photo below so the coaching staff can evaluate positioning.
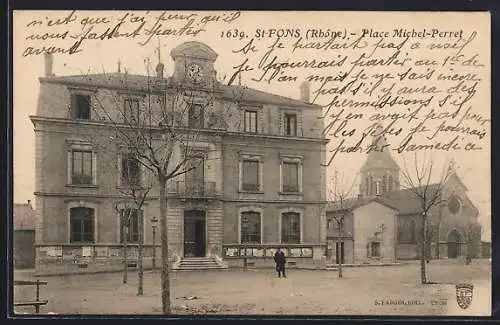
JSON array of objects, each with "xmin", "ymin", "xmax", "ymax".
[
  {"xmin": 82, "ymin": 56, "xmax": 242, "ymax": 314},
  {"xmin": 115, "ymin": 167, "xmax": 154, "ymax": 295},
  {"xmin": 328, "ymin": 170, "xmax": 358, "ymax": 278},
  {"xmin": 399, "ymin": 152, "xmax": 453, "ymax": 284}
]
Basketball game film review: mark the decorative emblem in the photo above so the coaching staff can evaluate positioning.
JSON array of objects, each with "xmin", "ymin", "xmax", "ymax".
[
  {"xmin": 187, "ymin": 63, "xmax": 204, "ymax": 83},
  {"xmin": 456, "ymin": 283, "xmax": 474, "ymax": 309}
]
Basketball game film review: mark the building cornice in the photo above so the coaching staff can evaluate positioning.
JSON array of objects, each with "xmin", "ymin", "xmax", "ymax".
[{"xmin": 29, "ymin": 115, "xmax": 329, "ymax": 144}]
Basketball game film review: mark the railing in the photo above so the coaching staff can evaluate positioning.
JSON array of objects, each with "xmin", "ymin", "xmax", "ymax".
[
  {"xmin": 167, "ymin": 181, "xmax": 219, "ymax": 198},
  {"xmin": 14, "ymin": 280, "xmax": 49, "ymax": 314}
]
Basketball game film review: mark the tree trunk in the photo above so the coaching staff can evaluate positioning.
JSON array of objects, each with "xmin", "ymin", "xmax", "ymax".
[
  {"xmin": 436, "ymin": 222, "xmax": 440, "ymax": 259},
  {"xmin": 137, "ymin": 210, "xmax": 144, "ymax": 296},
  {"xmin": 159, "ymin": 181, "xmax": 171, "ymax": 314},
  {"xmin": 123, "ymin": 239, "xmax": 128, "ymax": 284},
  {"xmin": 337, "ymin": 219, "xmax": 343, "ymax": 278},
  {"xmin": 420, "ymin": 216, "xmax": 427, "ymax": 284},
  {"xmin": 122, "ymin": 212, "xmax": 128, "ymax": 284}
]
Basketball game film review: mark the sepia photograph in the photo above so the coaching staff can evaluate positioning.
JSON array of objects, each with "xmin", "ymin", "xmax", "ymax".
[{"xmin": 11, "ymin": 10, "xmax": 491, "ymax": 316}]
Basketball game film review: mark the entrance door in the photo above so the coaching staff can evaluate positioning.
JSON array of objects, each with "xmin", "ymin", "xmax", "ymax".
[
  {"xmin": 183, "ymin": 210, "xmax": 206, "ymax": 257},
  {"xmin": 335, "ymin": 242, "xmax": 345, "ymax": 264},
  {"xmin": 447, "ymin": 230, "xmax": 461, "ymax": 258}
]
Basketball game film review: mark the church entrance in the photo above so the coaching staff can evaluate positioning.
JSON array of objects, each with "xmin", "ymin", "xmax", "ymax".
[
  {"xmin": 447, "ymin": 229, "xmax": 461, "ymax": 258},
  {"xmin": 183, "ymin": 210, "xmax": 206, "ymax": 257}
]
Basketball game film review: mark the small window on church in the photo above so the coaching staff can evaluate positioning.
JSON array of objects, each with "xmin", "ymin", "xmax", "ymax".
[{"xmin": 375, "ymin": 181, "xmax": 381, "ymax": 195}]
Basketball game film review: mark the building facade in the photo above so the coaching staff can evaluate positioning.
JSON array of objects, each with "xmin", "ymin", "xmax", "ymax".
[
  {"xmin": 326, "ymin": 130, "xmax": 482, "ymax": 264},
  {"xmin": 31, "ymin": 42, "xmax": 328, "ymax": 275}
]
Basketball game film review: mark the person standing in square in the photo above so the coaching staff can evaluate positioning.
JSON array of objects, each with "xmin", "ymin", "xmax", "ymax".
[{"xmin": 274, "ymin": 247, "xmax": 286, "ymax": 278}]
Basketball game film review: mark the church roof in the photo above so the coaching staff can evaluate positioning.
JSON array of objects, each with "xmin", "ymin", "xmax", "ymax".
[
  {"xmin": 39, "ymin": 73, "xmax": 319, "ymax": 108},
  {"xmin": 14, "ymin": 203, "xmax": 36, "ymax": 230},
  {"xmin": 327, "ymin": 181, "xmax": 477, "ymax": 216}
]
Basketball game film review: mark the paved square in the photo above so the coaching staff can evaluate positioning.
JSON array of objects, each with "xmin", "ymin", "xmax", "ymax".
[{"xmin": 14, "ymin": 259, "xmax": 490, "ymax": 316}]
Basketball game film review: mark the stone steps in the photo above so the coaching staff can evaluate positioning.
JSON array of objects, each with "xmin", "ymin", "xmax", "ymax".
[{"xmin": 173, "ymin": 257, "xmax": 228, "ymax": 271}]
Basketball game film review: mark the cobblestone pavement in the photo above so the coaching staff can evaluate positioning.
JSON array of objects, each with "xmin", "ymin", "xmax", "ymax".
[{"xmin": 13, "ymin": 259, "xmax": 490, "ymax": 316}]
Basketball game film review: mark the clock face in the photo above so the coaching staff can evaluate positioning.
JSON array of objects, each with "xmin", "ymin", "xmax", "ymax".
[{"xmin": 187, "ymin": 63, "xmax": 204, "ymax": 83}]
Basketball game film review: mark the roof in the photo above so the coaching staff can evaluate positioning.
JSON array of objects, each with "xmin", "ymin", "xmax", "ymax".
[
  {"xmin": 221, "ymin": 85, "xmax": 319, "ymax": 108},
  {"xmin": 378, "ymin": 185, "xmax": 440, "ymax": 215},
  {"xmin": 39, "ymin": 73, "xmax": 319, "ymax": 108},
  {"xmin": 359, "ymin": 150, "xmax": 400, "ymax": 172},
  {"xmin": 326, "ymin": 184, "xmax": 443, "ymax": 215},
  {"xmin": 326, "ymin": 196, "xmax": 398, "ymax": 213},
  {"xmin": 14, "ymin": 203, "xmax": 36, "ymax": 230}
]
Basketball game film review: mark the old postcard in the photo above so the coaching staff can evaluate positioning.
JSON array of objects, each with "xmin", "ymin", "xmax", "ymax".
[{"xmin": 12, "ymin": 10, "xmax": 491, "ymax": 316}]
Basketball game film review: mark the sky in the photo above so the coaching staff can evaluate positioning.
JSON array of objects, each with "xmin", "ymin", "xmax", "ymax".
[{"xmin": 13, "ymin": 11, "xmax": 491, "ymax": 241}]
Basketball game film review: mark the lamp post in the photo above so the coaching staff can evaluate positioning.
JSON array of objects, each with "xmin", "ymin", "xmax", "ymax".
[{"xmin": 151, "ymin": 216, "xmax": 158, "ymax": 270}]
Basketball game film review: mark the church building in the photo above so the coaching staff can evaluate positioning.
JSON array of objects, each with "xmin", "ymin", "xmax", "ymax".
[{"xmin": 326, "ymin": 126, "xmax": 482, "ymax": 264}]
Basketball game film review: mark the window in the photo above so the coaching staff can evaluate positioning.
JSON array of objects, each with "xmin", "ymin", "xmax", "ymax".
[
  {"xmin": 71, "ymin": 150, "xmax": 93, "ymax": 185},
  {"xmin": 240, "ymin": 211, "xmax": 261, "ymax": 243},
  {"xmin": 242, "ymin": 160, "xmax": 260, "ymax": 191},
  {"xmin": 282, "ymin": 212, "xmax": 300, "ymax": 244},
  {"xmin": 388, "ymin": 175, "xmax": 393, "ymax": 192},
  {"xmin": 70, "ymin": 207, "xmax": 94, "ymax": 243},
  {"xmin": 282, "ymin": 162, "xmax": 299, "ymax": 192},
  {"xmin": 285, "ymin": 113, "xmax": 297, "ymax": 136},
  {"xmin": 71, "ymin": 94, "xmax": 91, "ymax": 120},
  {"xmin": 121, "ymin": 153, "xmax": 141, "ymax": 187},
  {"xmin": 244, "ymin": 110, "xmax": 258, "ymax": 133},
  {"xmin": 375, "ymin": 180, "xmax": 381, "ymax": 195},
  {"xmin": 185, "ymin": 155, "xmax": 205, "ymax": 195},
  {"xmin": 370, "ymin": 242, "xmax": 381, "ymax": 257},
  {"xmin": 120, "ymin": 208, "xmax": 142, "ymax": 243},
  {"xmin": 382, "ymin": 175, "xmax": 388, "ymax": 193},
  {"xmin": 447, "ymin": 195, "xmax": 461, "ymax": 215},
  {"xmin": 124, "ymin": 98, "xmax": 140, "ymax": 123},
  {"xmin": 188, "ymin": 104, "xmax": 204, "ymax": 128}
]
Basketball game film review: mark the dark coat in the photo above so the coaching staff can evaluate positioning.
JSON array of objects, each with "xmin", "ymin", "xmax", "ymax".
[{"xmin": 274, "ymin": 250, "xmax": 286, "ymax": 265}]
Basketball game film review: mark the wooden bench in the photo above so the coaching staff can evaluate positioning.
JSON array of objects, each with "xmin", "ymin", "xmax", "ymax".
[{"xmin": 14, "ymin": 280, "xmax": 48, "ymax": 314}]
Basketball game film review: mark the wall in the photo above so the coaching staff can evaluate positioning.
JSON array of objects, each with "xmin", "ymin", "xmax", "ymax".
[
  {"xmin": 326, "ymin": 239, "xmax": 354, "ymax": 264},
  {"xmin": 14, "ymin": 230, "xmax": 36, "ymax": 269},
  {"xmin": 352, "ymin": 201, "xmax": 397, "ymax": 264}
]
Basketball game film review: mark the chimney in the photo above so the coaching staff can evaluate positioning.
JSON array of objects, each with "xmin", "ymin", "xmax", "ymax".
[
  {"xmin": 300, "ymin": 81, "xmax": 310, "ymax": 103},
  {"xmin": 156, "ymin": 62, "xmax": 164, "ymax": 79},
  {"xmin": 44, "ymin": 53, "xmax": 53, "ymax": 77}
]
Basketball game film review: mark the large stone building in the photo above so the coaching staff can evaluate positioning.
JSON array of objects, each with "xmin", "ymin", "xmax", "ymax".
[
  {"xmin": 31, "ymin": 42, "xmax": 328, "ymax": 274},
  {"xmin": 326, "ymin": 128, "xmax": 482, "ymax": 264}
]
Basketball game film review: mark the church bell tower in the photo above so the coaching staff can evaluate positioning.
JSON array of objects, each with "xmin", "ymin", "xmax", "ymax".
[{"xmin": 359, "ymin": 124, "xmax": 400, "ymax": 196}]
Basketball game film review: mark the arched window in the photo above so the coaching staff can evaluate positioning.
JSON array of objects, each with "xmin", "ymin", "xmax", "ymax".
[
  {"xmin": 120, "ymin": 208, "xmax": 143, "ymax": 243},
  {"xmin": 70, "ymin": 207, "xmax": 95, "ymax": 243},
  {"xmin": 388, "ymin": 175, "xmax": 393, "ymax": 192},
  {"xmin": 240, "ymin": 211, "xmax": 261, "ymax": 243},
  {"xmin": 281, "ymin": 212, "xmax": 301, "ymax": 244}
]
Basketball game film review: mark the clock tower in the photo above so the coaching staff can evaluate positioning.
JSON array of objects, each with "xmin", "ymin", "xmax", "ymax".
[{"xmin": 170, "ymin": 41, "xmax": 219, "ymax": 88}]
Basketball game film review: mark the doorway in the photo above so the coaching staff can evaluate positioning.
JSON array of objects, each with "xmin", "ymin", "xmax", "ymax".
[
  {"xmin": 335, "ymin": 241, "xmax": 345, "ymax": 264},
  {"xmin": 447, "ymin": 229, "xmax": 461, "ymax": 258},
  {"xmin": 183, "ymin": 210, "xmax": 206, "ymax": 257}
]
